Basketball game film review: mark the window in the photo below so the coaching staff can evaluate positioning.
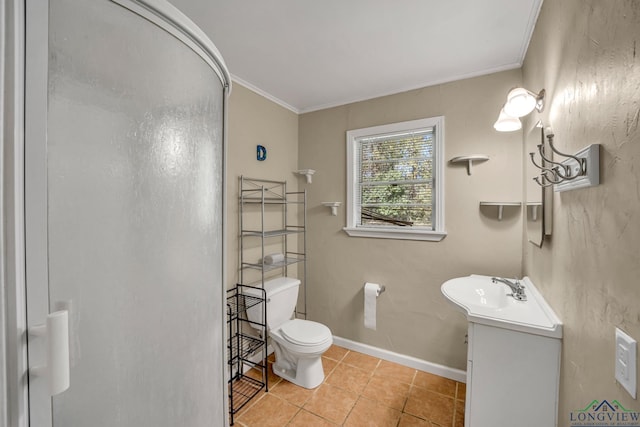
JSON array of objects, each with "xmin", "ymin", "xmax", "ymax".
[{"xmin": 344, "ymin": 117, "xmax": 446, "ymax": 241}]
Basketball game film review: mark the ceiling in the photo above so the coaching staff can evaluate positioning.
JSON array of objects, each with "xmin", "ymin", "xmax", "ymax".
[{"xmin": 168, "ymin": 0, "xmax": 543, "ymax": 113}]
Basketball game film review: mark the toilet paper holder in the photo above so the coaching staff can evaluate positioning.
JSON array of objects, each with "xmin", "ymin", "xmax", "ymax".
[{"xmin": 365, "ymin": 283, "xmax": 385, "ymax": 297}]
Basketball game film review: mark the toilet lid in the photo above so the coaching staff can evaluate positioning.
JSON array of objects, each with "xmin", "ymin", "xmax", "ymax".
[{"xmin": 280, "ymin": 319, "xmax": 331, "ymax": 346}]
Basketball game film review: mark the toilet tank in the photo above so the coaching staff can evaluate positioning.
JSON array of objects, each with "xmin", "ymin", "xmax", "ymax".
[{"xmin": 241, "ymin": 277, "xmax": 300, "ymax": 330}]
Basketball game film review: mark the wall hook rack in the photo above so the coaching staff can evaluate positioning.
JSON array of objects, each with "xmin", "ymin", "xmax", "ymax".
[{"xmin": 530, "ymin": 128, "xmax": 600, "ymax": 192}]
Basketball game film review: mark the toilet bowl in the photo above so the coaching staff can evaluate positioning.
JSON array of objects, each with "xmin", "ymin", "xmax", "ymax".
[
  {"xmin": 270, "ymin": 318, "xmax": 332, "ymax": 389},
  {"xmin": 242, "ymin": 277, "xmax": 333, "ymax": 389}
]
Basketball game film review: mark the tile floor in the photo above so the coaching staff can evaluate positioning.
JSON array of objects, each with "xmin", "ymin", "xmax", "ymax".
[{"xmin": 232, "ymin": 345, "xmax": 465, "ymax": 427}]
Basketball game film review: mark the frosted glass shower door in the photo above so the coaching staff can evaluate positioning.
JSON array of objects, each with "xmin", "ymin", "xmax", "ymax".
[{"xmin": 24, "ymin": 0, "xmax": 228, "ymax": 426}]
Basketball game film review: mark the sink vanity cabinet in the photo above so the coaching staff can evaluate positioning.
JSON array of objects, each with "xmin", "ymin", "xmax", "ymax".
[
  {"xmin": 442, "ymin": 275, "xmax": 562, "ymax": 427},
  {"xmin": 466, "ymin": 322, "xmax": 561, "ymax": 426}
]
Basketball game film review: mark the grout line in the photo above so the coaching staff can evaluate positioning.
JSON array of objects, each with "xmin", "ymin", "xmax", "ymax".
[{"xmin": 341, "ymin": 394, "xmax": 359, "ymax": 425}]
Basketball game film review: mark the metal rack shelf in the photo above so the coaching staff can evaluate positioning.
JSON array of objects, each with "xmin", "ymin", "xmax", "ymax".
[
  {"xmin": 241, "ymin": 228, "xmax": 304, "ymax": 238},
  {"xmin": 239, "ymin": 196, "xmax": 305, "ymax": 205},
  {"xmin": 226, "ymin": 285, "xmax": 267, "ymax": 426},
  {"xmin": 228, "ymin": 333, "xmax": 264, "ymax": 362},
  {"xmin": 242, "ymin": 255, "xmax": 306, "ymax": 272},
  {"xmin": 228, "ymin": 177, "xmax": 307, "ymax": 425},
  {"xmin": 226, "ymin": 293, "xmax": 264, "ymax": 320},
  {"xmin": 239, "ymin": 176, "xmax": 307, "ymax": 320},
  {"xmin": 228, "ymin": 374, "xmax": 263, "ymax": 416}
]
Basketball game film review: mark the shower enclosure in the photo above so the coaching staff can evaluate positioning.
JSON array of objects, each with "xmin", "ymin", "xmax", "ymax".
[{"xmin": 23, "ymin": 0, "xmax": 230, "ymax": 425}]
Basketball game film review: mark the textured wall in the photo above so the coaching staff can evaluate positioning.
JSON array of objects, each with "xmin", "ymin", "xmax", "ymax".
[
  {"xmin": 522, "ymin": 0, "xmax": 640, "ymax": 420},
  {"xmin": 226, "ymin": 84, "xmax": 299, "ymax": 288},
  {"xmin": 299, "ymin": 70, "xmax": 524, "ymax": 369}
]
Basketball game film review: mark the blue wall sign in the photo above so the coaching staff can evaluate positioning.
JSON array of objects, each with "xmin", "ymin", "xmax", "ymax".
[{"xmin": 256, "ymin": 145, "xmax": 267, "ymax": 161}]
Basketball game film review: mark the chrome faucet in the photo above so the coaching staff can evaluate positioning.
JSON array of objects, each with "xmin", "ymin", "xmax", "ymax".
[{"xmin": 491, "ymin": 277, "xmax": 527, "ymax": 301}]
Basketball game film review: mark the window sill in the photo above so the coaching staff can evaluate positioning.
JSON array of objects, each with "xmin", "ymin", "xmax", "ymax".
[{"xmin": 342, "ymin": 227, "xmax": 447, "ymax": 242}]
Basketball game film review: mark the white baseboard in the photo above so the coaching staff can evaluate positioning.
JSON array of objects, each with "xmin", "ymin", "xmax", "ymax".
[{"xmin": 332, "ymin": 336, "xmax": 466, "ymax": 383}]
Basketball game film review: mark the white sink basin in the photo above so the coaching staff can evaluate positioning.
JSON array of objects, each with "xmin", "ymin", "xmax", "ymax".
[
  {"xmin": 444, "ymin": 276, "xmax": 509, "ymax": 309},
  {"xmin": 441, "ymin": 275, "xmax": 562, "ymax": 338}
]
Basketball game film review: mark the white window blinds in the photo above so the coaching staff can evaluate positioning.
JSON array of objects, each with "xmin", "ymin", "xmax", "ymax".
[{"xmin": 355, "ymin": 127, "xmax": 435, "ymax": 228}]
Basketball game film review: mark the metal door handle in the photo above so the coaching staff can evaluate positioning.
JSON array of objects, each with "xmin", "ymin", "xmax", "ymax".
[{"xmin": 29, "ymin": 310, "xmax": 70, "ymax": 395}]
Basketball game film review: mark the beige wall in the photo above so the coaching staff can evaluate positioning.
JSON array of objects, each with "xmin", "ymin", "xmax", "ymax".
[
  {"xmin": 299, "ymin": 70, "xmax": 524, "ymax": 369},
  {"xmin": 522, "ymin": 0, "xmax": 640, "ymax": 420},
  {"xmin": 226, "ymin": 84, "xmax": 299, "ymax": 288}
]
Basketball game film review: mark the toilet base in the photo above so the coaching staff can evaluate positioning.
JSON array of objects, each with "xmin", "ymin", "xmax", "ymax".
[{"xmin": 272, "ymin": 355, "xmax": 325, "ymax": 389}]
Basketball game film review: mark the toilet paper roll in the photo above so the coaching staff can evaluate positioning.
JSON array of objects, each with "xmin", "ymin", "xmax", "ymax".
[
  {"xmin": 263, "ymin": 253, "xmax": 285, "ymax": 265},
  {"xmin": 364, "ymin": 282, "xmax": 381, "ymax": 330}
]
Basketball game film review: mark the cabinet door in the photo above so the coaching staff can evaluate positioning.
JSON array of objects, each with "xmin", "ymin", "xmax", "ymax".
[
  {"xmin": 467, "ymin": 324, "xmax": 560, "ymax": 427},
  {"xmin": 464, "ymin": 324, "xmax": 473, "ymax": 427}
]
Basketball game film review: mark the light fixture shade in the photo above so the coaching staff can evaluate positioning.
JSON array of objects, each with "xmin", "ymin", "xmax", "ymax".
[
  {"xmin": 494, "ymin": 109, "xmax": 522, "ymax": 132},
  {"xmin": 503, "ymin": 87, "xmax": 537, "ymax": 117}
]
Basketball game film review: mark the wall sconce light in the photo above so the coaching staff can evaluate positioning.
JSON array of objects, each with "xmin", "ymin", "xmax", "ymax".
[
  {"xmin": 504, "ymin": 88, "xmax": 545, "ymax": 117},
  {"xmin": 493, "ymin": 88, "xmax": 545, "ymax": 132},
  {"xmin": 494, "ymin": 108, "xmax": 522, "ymax": 132}
]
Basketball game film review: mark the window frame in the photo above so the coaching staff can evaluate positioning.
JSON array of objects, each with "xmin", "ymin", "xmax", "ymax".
[{"xmin": 343, "ymin": 116, "xmax": 446, "ymax": 241}]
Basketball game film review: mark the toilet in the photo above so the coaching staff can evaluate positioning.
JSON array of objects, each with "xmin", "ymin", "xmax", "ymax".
[{"xmin": 243, "ymin": 277, "xmax": 332, "ymax": 389}]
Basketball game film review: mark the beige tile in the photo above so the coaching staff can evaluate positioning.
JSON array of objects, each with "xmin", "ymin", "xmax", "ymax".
[
  {"xmin": 303, "ymin": 383, "xmax": 358, "ymax": 424},
  {"xmin": 342, "ymin": 351, "xmax": 380, "ymax": 371},
  {"xmin": 269, "ymin": 379, "xmax": 315, "ymax": 407},
  {"xmin": 361, "ymin": 375, "xmax": 410, "ymax": 411},
  {"xmin": 322, "ymin": 356, "xmax": 338, "ymax": 376},
  {"xmin": 456, "ymin": 382, "xmax": 467, "ymax": 401},
  {"xmin": 454, "ymin": 398, "xmax": 465, "ymax": 427},
  {"xmin": 288, "ymin": 409, "xmax": 338, "ymax": 427},
  {"xmin": 374, "ymin": 360, "xmax": 417, "ymax": 385},
  {"xmin": 267, "ymin": 362, "xmax": 285, "ymax": 388},
  {"xmin": 234, "ymin": 350, "xmax": 462, "ymax": 427},
  {"xmin": 398, "ymin": 413, "xmax": 432, "ymax": 427},
  {"xmin": 236, "ymin": 393, "xmax": 299, "ymax": 427},
  {"xmin": 413, "ymin": 371, "xmax": 456, "ymax": 398},
  {"xmin": 344, "ymin": 396, "xmax": 402, "ymax": 427},
  {"xmin": 244, "ymin": 366, "xmax": 262, "ymax": 381},
  {"xmin": 324, "ymin": 345, "xmax": 349, "ymax": 362},
  {"xmin": 405, "ymin": 387, "xmax": 454, "ymax": 426},
  {"xmin": 325, "ymin": 362, "xmax": 371, "ymax": 394}
]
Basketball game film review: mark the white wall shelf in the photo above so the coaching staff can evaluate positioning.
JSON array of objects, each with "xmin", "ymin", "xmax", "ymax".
[
  {"xmin": 296, "ymin": 169, "xmax": 316, "ymax": 183},
  {"xmin": 526, "ymin": 202, "xmax": 542, "ymax": 221},
  {"xmin": 321, "ymin": 202, "xmax": 341, "ymax": 216},
  {"xmin": 479, "ymin": 202, "xmax": 521, "ymax": 221},
  {"xmin": 450, "ymin": 155, "xmax": 489, "ymax": 175}
]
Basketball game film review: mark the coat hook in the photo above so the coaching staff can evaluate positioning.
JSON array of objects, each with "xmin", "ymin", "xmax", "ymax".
[{"xmin": 530, "ymin": 130, "xmax": 588, "ymax": 187}]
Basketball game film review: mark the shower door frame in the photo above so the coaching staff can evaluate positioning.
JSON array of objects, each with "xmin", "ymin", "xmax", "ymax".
[{"xmin": 2, "ymin": 1, "xmax": 231, "ymax": 426}]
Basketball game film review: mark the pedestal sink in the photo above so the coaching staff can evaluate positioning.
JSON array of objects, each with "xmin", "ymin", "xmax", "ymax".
[{"xmin": 441, "ymin": 275, "xmax": 562, "ymax": 427}]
